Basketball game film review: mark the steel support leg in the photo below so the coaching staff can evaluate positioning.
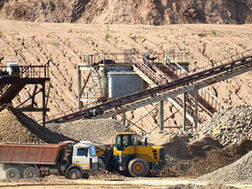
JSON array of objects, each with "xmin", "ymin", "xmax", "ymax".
[
  {"xmin": 123, "ymin": 110, "xmax": 126, "ymax": 125},
  {"xmin": 183, "ymin": 93, "xmax": 187, "ymax": 131},
  {"xmin": 159, "ymin": 101, "xmax": 164, "ymax": 133},
  {"xmin": 194, "ymin": 87, "xmax": 198, "ymax": 129},
  {"xmin": 42, "ymin": 83, "xmax": 45, "ymax": 130},
  {"xmin": 78, "ymin": 66, "xmax": 81, "ymax": 111}
]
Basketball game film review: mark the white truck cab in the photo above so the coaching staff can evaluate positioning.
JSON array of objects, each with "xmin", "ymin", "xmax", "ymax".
[{"xmin": 66, "ymin": 141, "xmax": 98, "ymax": 179}]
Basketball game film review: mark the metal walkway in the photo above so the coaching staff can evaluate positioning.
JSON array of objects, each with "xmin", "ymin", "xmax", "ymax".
[
  {"xmin": 46, "ymin": 49, "xmax": 252, "ymax": 124},
  {"xmin": 0, "ymin": 65, "xmax": 50, "ymax": 127},
  {"xmin": 131, "ymin": 55, "xmax": 206, "ymax": 124},
  {"xmin": 0, "ymin": 65, "xmax": 50, "ymax": 103},
  {"xmin": 131, "ymin": 54, "xmax": 223, "ymax": 124}
]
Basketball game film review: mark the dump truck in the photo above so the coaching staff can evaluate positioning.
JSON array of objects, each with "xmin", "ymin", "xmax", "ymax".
[
  {"xmin": 97, "ymin": 132, "xmax": 166, "ymax": 177},
  {"xmin": 0, "ymin": 141, "xmax": 98, "ymax": 180}
]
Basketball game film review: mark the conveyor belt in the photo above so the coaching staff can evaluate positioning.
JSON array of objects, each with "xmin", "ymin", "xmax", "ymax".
[
  {"xmin": 0, "ymin": 83, "xmax": 26, "ymax": 104},
  {"xmin": 144, "ymin": 57, "xmax": 212, "ymax": 121},
  {"xmin": 46, "ymin": 50, "xmax": 252, "ymax": 124},
  {"xmin": 132, "ymin": 55, "xmax": 206, "ymax": 123}
]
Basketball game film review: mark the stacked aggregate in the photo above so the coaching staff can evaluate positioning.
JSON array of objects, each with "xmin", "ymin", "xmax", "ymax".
[
  {"xmin": 2, "ymin": 104, "xmax": 252, "ymax": 183},
  {"xmin": 0, "ymin": 107, "xmax": 44, "ymax": 143},
  {"xmin": 197, "ymin": 150, "xmax": 252, "ymax": 184},
  {"xmin": 0, "ymin": 107, "xmax": 134, "ymax": 145},
  {"xmin": 189, "ymin": 105, "xmax": 252, "ymax": 146},
  {"xmin": 46, "ymin": 119, "xmax": 134, "ymax": 145}
]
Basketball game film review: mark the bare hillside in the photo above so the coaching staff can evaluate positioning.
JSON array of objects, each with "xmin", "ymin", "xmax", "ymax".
[
  {"xmin": 0, "ymin": 20, "xmax": 252, "ymax": 132},
  {"xmin": 0, "ymin": 0, "xmax": 252, "ymax": 25}
]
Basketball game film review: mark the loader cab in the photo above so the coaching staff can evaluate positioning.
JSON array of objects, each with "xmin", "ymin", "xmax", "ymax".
[{"xmin": 114, "ymin": 133, "xmax": 136, "ymax": 151}]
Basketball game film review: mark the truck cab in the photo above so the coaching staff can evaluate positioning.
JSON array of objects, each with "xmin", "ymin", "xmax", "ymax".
[
  {"xmin": 65, "ymin": 141, "xmax": 98, "ymax": 179},
  {"xmin": 71, "ymin": 141, "xmax": 98, "ymax": 171}
]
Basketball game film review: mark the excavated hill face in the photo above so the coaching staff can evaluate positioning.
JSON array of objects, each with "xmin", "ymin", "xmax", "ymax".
[
  {"xmin": 0, "ymin": 0, "xmax": 251, "ymax": 24},
  {"xmin": 1, "ymin": 20, "xmax": 252, "ymax": 133}
]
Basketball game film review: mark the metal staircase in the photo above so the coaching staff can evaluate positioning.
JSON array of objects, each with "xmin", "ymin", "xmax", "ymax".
[
  {"xmin": 131, "ymin": 55, "xmax": 203, "ymax": 124},
  {"xmin": 164, "ymin": 55, "xmax": 225, "ymax": 113},
  {"xmin": 46, "ymin": 49, "xmax": 252, "ymax": 124}
]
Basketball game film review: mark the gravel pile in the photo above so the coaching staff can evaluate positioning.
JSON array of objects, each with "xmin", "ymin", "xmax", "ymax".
[
  {"xmin": 0, "ymin": 106, "xmax": 133, "ymax": 145},
  {"xmin": 46, "ymin": 119, "xmax": 134, "ymax": 145},
  {"xmin": 197, "ymin": 149, "xmax": 252, "ymax": 184},
  {"xmin": 189, "ymin": 105, "xmax": 252, "ymax": 146},
  {"xmin": 0, "ymin": 107, "xmax": 44, "ymax": 143},
  {"xmin": 2, "ymin": 103, "xmax": 252, "ymax": 184}
]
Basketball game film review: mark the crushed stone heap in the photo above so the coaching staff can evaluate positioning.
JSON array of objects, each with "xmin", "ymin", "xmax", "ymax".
[
  {"xmin": 189, "ymin": 105, "xmax": 252, "ymax": 146},
  {"xmin": 197, "ymin": 149, "xmax": 252, "ymax": 184},
  {"xmin": 0, "ymin": 106, "xmax": 134, "ymax": 145},
  {"xmin": 46, "ymin": 119, "xmax": 133, "ymax": 145},
  {"xmin": 0, "ymin": 107, "xmax": 44, "ymax": 143}
]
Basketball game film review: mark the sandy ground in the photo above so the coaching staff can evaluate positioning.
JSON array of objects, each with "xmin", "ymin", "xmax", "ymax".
[
  {"xmin": 0, "ymin": 177, "xmax": 251, "ymax": 189},
  {"xmin": 0, "ymin": 165, "xmax": 4, "ymax": 180}
]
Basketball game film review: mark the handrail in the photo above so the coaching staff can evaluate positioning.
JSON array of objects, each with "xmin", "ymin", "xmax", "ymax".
[
  {"xmin": 165, "ymin": 54, "xmax": 226, "ymax": 110},
  {"xmin": 132, "ymin": 55, "xmax": 165, "ymax": 85},
  {"xmin": 0, "ymin": 65, "xmax": 49, "ymax": 79},
  {"xmin": 46, "ymin": 50, "xmax": 252, "ymax": 124},
  {"xmin": 133, "ymin": 56, "xmax": 207, "ymax": 123}
]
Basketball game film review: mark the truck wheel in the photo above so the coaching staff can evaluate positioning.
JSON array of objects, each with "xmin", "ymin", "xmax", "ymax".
[
  {"xmin": 6, "ymin": 167, "xmax": 20, "ymax": 180},
  {"xmin": 98, "ymin": 158, "xmax": 107, "ymax": 170},
  {"xmin": 23, "ymin": 167, "xmax": 37, "ymax": 180},
  {"xmin": 128, "ymin": 157, "xmax": 149, "ymax": 177},
  {"xmin": 67, "ymin": 168, "xmax": 82, "ymax": 179}
]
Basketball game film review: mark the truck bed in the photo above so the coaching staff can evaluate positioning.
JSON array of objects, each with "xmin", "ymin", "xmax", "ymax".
[{"xmin": 0, "ymin": 141, "xmax": 73, "ymax": 165}]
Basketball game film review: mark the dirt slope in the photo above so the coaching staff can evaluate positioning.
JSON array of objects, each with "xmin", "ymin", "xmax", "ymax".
[
  {"xmin": 0, "ymin": 20, "xmax": 252, "ymax": 132},
  {"xmin": 0, "ymin": 0, "xmax": 252, "ymax": 25}
]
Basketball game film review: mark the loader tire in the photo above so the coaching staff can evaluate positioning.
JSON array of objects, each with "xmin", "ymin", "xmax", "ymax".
[
  {"xmin": 6, "ymin": 167, "xmax": 20, "ymax": 180},
  {"xmin": 128, "ymin": 157, "xmax": 149, "ymax": 177},
  {"xmin": 98, "ymin": 158, "xmax": 107, "ymax": 170}
]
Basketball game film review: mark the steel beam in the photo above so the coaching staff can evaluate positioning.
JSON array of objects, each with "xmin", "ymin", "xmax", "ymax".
[
  {"xmin": 78, "ymin": 65, "xmax": 81, "ymax": 111},
  {"xmin": 159, "ymin": 101, "xmax": 164, "ymax": 133},
  {"xmin": 183, "ymin": 93, "xmax": 187, "ymax": 131},
  {"xmin": 46, "ymin": 53, "xmax": 252, "ymax": 123},
  {"xmin": 194, "ymin": 87, "xmax": 198, "ymax": 129}
]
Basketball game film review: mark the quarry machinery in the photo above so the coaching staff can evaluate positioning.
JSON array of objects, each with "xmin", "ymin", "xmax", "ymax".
[
  {"xmin": 96, "ymin": 132, "xmax": 166, "ymax": 177},
  {"xmin": 0, "ymin": 141, "xmax": 98, "ymax": 180}
]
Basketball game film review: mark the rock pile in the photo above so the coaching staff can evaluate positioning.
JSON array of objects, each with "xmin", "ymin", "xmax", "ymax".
[
  {"xmin": 0, "ymin": 107, "xmax": 44, "ymax": 143},
  {"xmin": 189, "ymin": 105, "xmax": 252, "ymax": 146},
  {"xmin": 2, "ymin": 103, "xmax": 252, "ymax": 181},
  {"xmin": 0, "ymin": 106, "xmax": 133, "ymax": 145},
  {"xmin": 197, "ymin": 149, "xmax": 252, "ymax": 184},
  {"xmin": 46, "ymin": 119, "xmax": 134, "ymax": 145}
]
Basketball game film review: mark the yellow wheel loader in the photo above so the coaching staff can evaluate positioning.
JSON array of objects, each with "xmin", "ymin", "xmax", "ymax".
[{"xmin": 97, "ymin": 132, "xmax": 166, "ymax": 177}]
